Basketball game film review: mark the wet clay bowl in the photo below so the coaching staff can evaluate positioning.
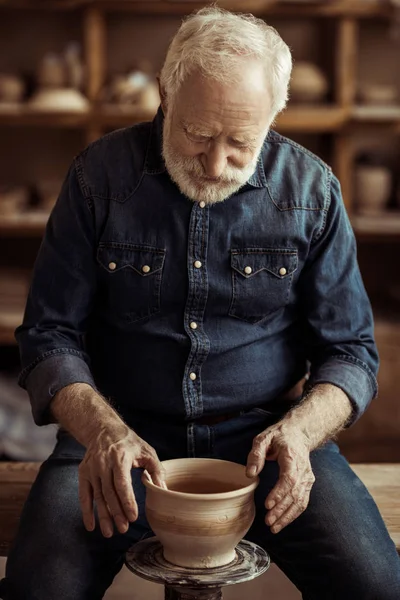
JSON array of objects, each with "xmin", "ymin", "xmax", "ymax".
[{"xmin": 142, "ymin": 458, "xmax": 259, "ymax": 569}]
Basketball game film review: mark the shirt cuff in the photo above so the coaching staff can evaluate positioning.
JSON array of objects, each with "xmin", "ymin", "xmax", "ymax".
[
  {"xmin": 307, "ymin": 355, "xmax": 378, "ymax": 426},
  {"xmin": 22, "ymin": 351, "xmax": 97, "ymax": 426}
]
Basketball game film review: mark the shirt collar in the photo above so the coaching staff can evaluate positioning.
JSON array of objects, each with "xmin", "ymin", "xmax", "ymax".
[{"xmin": 143, "ymin": 105, "xmax": 268, "ymax": 189}]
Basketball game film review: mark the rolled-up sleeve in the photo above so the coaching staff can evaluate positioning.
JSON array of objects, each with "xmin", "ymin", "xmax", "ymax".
[
  {"xmin": 300, "ymin": 173, "xmax": 379, "ymax": 425},
  {"xmin": 15, "ymin": 161, "xmax": 98, "ymax": 426}
]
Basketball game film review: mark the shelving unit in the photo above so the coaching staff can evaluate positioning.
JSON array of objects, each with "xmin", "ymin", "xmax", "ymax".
[{"xmin": 0, "ymin": 0, "xmax": 399, "ymax": 339}]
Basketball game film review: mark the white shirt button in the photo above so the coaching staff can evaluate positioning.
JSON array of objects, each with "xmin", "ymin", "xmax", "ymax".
[
  {"xmin": 190, "ymin": 321, "xmax": 198, "ymax": 330},
  {"xmin": 279, "ymin": 267, "xmax": 287, "ymax": 276},
  {"xmin": 199, "ymin": 201, "xmax": 206, "ymax": 208},
  {"xmin": 244, "ymin": 266, "xmax": 252, "ymax": 275},
  {"xmin": 189, "ymin": 372, "xmax": 197, "ymax": 381},
  {"xmin": 194, "ymin": 260, "xmax": 202, "ymax": 269},
  {"xmin": 108, "ymin": 262, "xmax": 117, "ymax": 271},
  {"xmin": 142, "ymin": 265, "xmax": 151, "ymax": 274}
]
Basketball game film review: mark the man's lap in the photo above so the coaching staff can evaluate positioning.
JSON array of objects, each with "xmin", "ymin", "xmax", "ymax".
[{"xmin": 2, "ymin": 415, "xmax": 400, "ymax": 599}]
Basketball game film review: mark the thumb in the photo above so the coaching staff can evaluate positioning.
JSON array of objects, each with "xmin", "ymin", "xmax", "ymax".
[
  {"xmin": 145, "ymin": 457, "xmax": 168, "ymax": 490},
  {"xmin": 246, "ymin": 433, "xmax": 272, "ymax": 478}
]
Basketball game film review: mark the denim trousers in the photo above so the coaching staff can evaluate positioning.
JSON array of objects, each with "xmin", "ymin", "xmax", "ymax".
[{"xmin": 1, "ymin": 409, "xmax": 400, "ymax": 600}]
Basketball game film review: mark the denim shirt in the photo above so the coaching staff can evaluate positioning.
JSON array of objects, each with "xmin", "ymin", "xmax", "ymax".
[{"xmin": 16, "ymin": 107, "xmax": 378, "ymax": 427}]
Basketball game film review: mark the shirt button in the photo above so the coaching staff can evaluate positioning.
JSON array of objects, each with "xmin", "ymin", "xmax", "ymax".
[
  {"xmin": 199, "ymin": 201, "xmax": 206, "ymax": 208},
  {"xmin": 189, "ymin": 372, "xmax": 197, "ymax": 381},
  {"xmin": 279, "ymin": 267, "xmax": 287, "ymax": 276},
  {"xmin": 244, "ymin": 266, "xmax": 252, "ymax": 275},
  {"xmin": 194, "ymin": 260, "xmax": 202, "ymax": 269},
  {"xmin": 190, "ymin": 321, "xmax": 198, "ymax": 330},
  {"xmin": 142, "ymin": 265, "xmax": 151, "ymax": 274},
  {"xmin": 108, "ymin": 262, "xmax": 117, "ymax": 271}
]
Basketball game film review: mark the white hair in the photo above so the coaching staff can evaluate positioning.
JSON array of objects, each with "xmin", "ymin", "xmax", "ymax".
[{"xmin": 160, "ymin": 6, "xmax": 292, "ymax": 118}]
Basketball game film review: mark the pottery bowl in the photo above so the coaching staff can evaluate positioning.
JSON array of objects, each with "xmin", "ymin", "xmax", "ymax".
[{"xmin": 142, "ymin": 458, "xmax": 259, "ymax": 569}]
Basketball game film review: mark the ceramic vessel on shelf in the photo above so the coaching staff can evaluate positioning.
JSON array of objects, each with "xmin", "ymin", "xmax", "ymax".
[
  {"xmin": 0, "ymin": 186, "xmax": 29, "ymax": 216},
  {"xmin": 0, "ymin": 74, "xmax": 25, "ymax": 104},
  {"xmin": 290, "ymin": 61, "xmax": 328, "ymax": 104},
  {"xmin": 358, "ymin": 83, "xmax": 398, "ymax": 106},
  {"xmin": 355, "ymin": 153, "xmax": 392, "ymax": 216},
  {"xmin": 28, "ymin": 88, "xmax": 89, "ymax": 112},
  {"xmin": 143, "ymin": 458, "xmax": 259, "ymax": 569}
]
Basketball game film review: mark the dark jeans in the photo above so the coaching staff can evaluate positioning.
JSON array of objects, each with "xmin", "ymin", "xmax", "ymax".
[{"xmin": 1, "ymin": 409, "xmax": 399, "ymax": 599}]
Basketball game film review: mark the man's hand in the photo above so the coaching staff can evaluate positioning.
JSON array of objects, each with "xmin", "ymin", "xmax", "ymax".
[
  {"xmin": 78, "ymin": 425, "xmax": 166, "ymax": 538},
  {"xmin": 246, "ymin": 422, "xmax": 315, "ymax": 534}
]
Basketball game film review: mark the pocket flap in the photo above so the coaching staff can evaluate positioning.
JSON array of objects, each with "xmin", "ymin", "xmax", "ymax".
[
  {"xmin": 231, "ymin": 249, "xmax": 298, "ymax": 279},
  {"xmin": 97, "ymin": 243, "xmax": 165, "ymax": 276}
]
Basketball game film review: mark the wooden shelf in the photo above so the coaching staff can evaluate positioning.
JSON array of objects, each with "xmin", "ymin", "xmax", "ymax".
[
  {"xmin": 0, "ymin": 213, "xmax": 49, "ymax": 236},
  {"xmin": 0, "ymin": 0, "xmax": 392, "ymax": 18},
  {"xmin": 0, "ymin": 107, "xmax": 89, "ymax": 128},
  {"xmin": 352, "ymin": 105, "xmax": 400, "ymax": 125},
  {"xmin": 0, "ymin": 105, "xmax": 352, "ymax": 133},
  {"xmin": 352, "ymin": 214, "xmax": 400, "ymax": 237},
  {"xmin": 276, "ymin": 106, "xmax": 348, "ymax": 132}
]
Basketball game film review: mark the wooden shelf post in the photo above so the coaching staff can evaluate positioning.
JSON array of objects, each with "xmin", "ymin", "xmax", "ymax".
[
  {"xmin": 83, "ymin": 5, "xmax": 107, "ymax": 144},
  {"xmin": 334, "ymin": 17, "xmax": 358, "ymax": 212}
]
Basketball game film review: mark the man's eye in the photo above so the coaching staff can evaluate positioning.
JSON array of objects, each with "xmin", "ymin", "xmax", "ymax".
[
  {"xmin": 186, "ymin": 131, "xmax": 210, "ymax": 143},
  {"xmin": 231, "ymin": 140, "xmax": 252, "ymax": 150}
]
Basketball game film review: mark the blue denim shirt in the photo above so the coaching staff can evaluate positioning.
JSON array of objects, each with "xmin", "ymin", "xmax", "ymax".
[{"xmin": 16, "ymin": 108, "xmax": 378, "ymax": 427}]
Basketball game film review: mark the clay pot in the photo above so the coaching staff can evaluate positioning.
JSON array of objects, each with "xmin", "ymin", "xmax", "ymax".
[
  {"xmin": 290, "ymin": 61, "xmax": 328, "ymax": 104},
  {"xmin": 28, "ymin": 88, "xmax": 89, "ymax": 112},
  {"xmin": 355, "ymin": 165, "xmax": 392, "ymax": 215},
  {"xmin": 358, "ymin": 84, "xmax": 398, "ymax": 106},
  {"xmin": 0, "ymin": 74, "xmax": 25, "ymax": 104},
  {"xmin": 142, "ymin": 458, "xmax": 259, "ymax": 569}
]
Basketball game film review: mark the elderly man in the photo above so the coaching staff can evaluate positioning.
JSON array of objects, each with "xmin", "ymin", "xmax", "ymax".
[{"xmin": 1, "ymin": 7, "xmax": 399, "ymax": 600}]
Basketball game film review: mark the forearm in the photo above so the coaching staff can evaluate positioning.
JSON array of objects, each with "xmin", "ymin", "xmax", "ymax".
[
  {"xmin": 281, "ymin": 383, "xmax": 353, "ymax": 450},
  {"xmin": 51, "ymin": 383, "xmax": 129, "ymax": 448}
]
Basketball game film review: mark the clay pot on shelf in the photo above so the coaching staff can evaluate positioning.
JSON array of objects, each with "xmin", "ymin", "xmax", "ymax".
[
  {"xmin": 0, "ymin": 186, "xmax": 29, "ymax": 216},
  {"xmin": 0, "ymin": 74, "xmax": 25, "ymax": 105},
  {"xmin": 358, "ymin": 83, "xmax": 398, "ymax": 106},
  {"xmin": 355, "ymin": 153, "xmax": 392, "ymax": 216},
  {"xmin": 143, "ymin": 458, "xmax": 258, "ymax": 569},
  {"xmin": 28, "ymin": 88, "xmax": 89, "ymax": 112},
  {"xmin": 290, "ymin": 61, "xmax": 328, "ymax": 104}
]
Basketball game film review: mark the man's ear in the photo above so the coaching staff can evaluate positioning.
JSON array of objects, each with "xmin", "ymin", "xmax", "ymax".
[{"xmin": 157, "ymin": 77, "xmax": 167, "ymax": 114}]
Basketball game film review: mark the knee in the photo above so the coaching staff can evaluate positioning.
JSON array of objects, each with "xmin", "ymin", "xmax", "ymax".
[{"xmin": 342, "ymin": 552, "xmax": 400, "ymax": 600}]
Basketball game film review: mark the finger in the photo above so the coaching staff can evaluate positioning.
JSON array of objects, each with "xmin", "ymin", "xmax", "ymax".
[
  {"xmin": 246, "ymin": 432, "xmax": 273, "ymax": 477},
  {"xmin": 270, "ymin": 488, "xmax": 311, "ymax": 534},
  {"xmin": 142, "ymin": 454, "xmax": 167, "ymax": 489},
  {"xmin": 265, "ymin": 490, "xmax": 294, "ymax": 527},
  {"xmin": 265, "ymin": 469, "xmax": 297, "ymax": 510},
  {"xmin": 78, "ymin": 474, "xmax": 95, "ymax": 532},
  {"xmin": 93, "ymin": 478, "xmax": 114, "ymax": 538},
  {"xmin": 113, "ymin": 458, "xmax": 138, "ymax": 523},
  {"xmin": 101, "ymin": 471, "xmax": 130, "ymax": 534}
]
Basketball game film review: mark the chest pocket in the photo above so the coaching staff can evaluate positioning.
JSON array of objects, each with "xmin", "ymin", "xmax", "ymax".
[
  {"xmin": 97, "ymin": 242, "xmax": 165, "ymax": 324},
  {"xmin": 229, "ymin": 248, "xmax": 298, "ymax": 324}
]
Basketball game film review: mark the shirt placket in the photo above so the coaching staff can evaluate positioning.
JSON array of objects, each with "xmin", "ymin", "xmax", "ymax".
[{"xmin": 182, "ymin": 200, "xmax": 211, "ymax": 420}]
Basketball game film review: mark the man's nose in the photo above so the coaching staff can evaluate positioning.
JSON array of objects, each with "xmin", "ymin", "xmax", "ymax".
[{"xmin": 202, "ymin": 144, "xmax": 228, "ymax": 179}]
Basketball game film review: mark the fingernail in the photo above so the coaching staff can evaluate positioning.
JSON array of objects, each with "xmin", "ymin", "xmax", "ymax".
[
  {"xmin": 103, "ymin": 528, "xmax": 113, "ymax": 538},
  {"xmin": 272, "ymin": 525, "xmax": 281, "ymax": 534},
  {"xmin": 117, "ymin": 519, "xmax": 129, "ymax": 533},
  {"xmin": 267, "ymin": 500, "xmax": 276, "ymax": 510},
  {"xmin": 247, "ymin": 466, "xmax": 257, "ymax": 477}
]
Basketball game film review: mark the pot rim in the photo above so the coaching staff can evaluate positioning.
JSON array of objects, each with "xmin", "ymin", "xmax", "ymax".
[{"xmin": 142, "ymin": 458, "xmax": 259, "ymax": 500}]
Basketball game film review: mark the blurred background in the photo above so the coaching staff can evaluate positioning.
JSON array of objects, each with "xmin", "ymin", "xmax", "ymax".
[{"xmin": 0, "ymin": 0, "xmax": 400, "ymax": 468}]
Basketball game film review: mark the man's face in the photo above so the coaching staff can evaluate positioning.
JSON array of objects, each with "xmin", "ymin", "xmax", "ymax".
[{"xmin": 162, "ymin": 59, "xmax": 272, "ymax": 205}]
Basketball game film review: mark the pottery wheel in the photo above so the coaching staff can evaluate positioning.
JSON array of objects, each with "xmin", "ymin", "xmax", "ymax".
[{"xmin": 125, "ymin": 537, "xmax": 270, "ymax": 589}]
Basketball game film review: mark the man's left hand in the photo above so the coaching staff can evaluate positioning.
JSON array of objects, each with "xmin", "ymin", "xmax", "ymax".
[{"xmin": 246, "ymin": 422, "xmax": 315, "ymax": 534}]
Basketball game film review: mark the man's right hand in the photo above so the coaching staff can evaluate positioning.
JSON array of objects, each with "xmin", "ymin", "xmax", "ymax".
[{"xmin": 78, "ymin": 425, "xmax": 166, "ymax": 538}]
